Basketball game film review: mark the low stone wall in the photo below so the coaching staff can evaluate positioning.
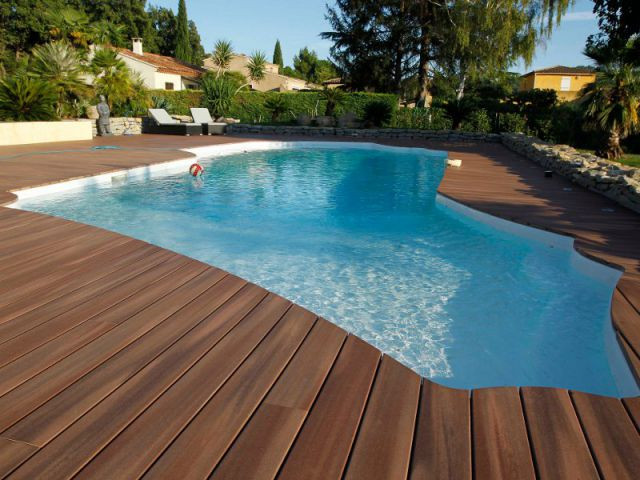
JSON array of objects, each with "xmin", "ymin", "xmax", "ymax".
[
  {"xmin": 226, "ymin": 124, "xmax": 502, "ymax": 142},
  {"xmin": 502, "ymin": 133, "xmax": 640, "ymax": 213},
  {"xmin": 91, "ymin": 117, "xmax": 142, "ymax": 137}
]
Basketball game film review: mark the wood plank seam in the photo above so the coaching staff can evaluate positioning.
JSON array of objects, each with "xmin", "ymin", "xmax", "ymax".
[
  {"xmin": 71, "ymin": 302, "xmax": 296, "ymax": 479},
  {"xmin": 339, "ymin": 351, "xmax": 385, "ymax": 477},
  {"xmin": 620, "ymin": 399, "xmax": 640, "ymax": 436},
  {"xmin": 270, "ymin": 331, "xmax": 353, "ymax": 479},
  {"xmin": 0, "ymin": 262, "xmax": 210, "ymax": 399},
  {"xmin": 568, "ymin": 391, "xmax": 606, "ymax": 480},
  {"xmin": 160, "ymin": 315, "xmax": 320, "ymax": 479},
  {"xmin": 517, "ymin": 388, "xmax": 540, "ymax": 480},
  {"xmin": 0, "ymin": 281, "xmax": 267, "ymax": 476}
]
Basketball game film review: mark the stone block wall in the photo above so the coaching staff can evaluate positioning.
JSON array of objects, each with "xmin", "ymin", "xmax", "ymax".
[
  {"xmin": 92, "ymin": 117, "xmax": 142, "ymax": 137},
  {"xmin": 501, "ymin": 133, "xmax": 640, "ymax": 213}
]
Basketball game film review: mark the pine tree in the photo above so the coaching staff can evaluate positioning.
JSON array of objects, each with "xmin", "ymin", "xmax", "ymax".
[
  {"xmin": 174, "ymin": 0, "xmax": 191, "ymax": 63},
  {"xmin": 272, "ymin": 40, "xmax": 283, "ymax": 71}
]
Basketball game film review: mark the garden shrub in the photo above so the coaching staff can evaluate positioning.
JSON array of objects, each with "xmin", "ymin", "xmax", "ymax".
[
  {"xmin": 363, "ymin": 100, "xmax": 393, "ymax": 127},
  {"xmin": 0, "ymin": 75, "xmax": 58, "ymax": 121},
  {"xmin": 393, "ymin": 106, "xmax": 452, "ymax": 130},
  {"xmin": 459, "ymin": 109, "xmax": 491, "ymax": 133},
  {"xmin": 497, "ymin": 112, "xmax": 528, "ymax": 133},
  {"xmin": 148, "ymin": 90, "xmax": 398, "ymax": 125},
  {"xmin": 201, "ymin": 74, "xmax": 235, "ymax": 118}
]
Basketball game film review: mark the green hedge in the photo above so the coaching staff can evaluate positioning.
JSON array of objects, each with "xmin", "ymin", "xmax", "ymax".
[{"xmin": 149, "ymin": 89, "xmax": 398, "ymax": 124}]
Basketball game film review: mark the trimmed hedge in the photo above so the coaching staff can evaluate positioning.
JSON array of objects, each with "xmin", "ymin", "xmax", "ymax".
[{"xmin": 149, "ymin": 89, "xmax": 398, "ymax": 124}]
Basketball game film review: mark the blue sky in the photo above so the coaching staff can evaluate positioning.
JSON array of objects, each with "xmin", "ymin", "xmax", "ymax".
[{"xmin": 149, "ymin": 0, "xmax": 599, "ymax": 73}]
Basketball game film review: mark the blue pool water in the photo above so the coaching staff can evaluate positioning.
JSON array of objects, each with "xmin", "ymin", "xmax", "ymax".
[{"xmin": 15, "ymin": 145, "xmax": 639, "ymax": 396}]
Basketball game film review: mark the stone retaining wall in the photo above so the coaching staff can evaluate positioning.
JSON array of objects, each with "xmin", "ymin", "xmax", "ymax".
[
  {"xmin": 91, "ymin": 117, "xmax": 142, "ymax": 137},
  {"xmin": 501, "ymin": 133, "xmax": 640, "ymax": 214},
  {"xmin": 226, "ymin": 124, "xmax": 502, "ymax": 142}
]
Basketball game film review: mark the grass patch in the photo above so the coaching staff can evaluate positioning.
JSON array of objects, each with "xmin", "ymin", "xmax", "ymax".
[{"xmin": 577, "ymin": 149, "xmax": 640, "ymax": 168}]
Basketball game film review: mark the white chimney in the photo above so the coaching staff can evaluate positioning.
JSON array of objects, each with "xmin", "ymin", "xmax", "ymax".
[{"xmin": 132, "ymin": 38, "xmax": 143, "ymax": 55}]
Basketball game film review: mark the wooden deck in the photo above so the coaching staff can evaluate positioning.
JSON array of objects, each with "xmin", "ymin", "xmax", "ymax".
[{"xmin": 0, "ymin": 134, "xmax": 639, "ymax": 479}]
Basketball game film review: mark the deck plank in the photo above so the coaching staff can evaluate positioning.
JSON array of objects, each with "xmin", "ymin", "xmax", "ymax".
[
  {"xmin": 0, "ymin": 437, "xmax": 37, "ymax": 477},
  {"xmin": 343, "ymin": 355, "xmax": 421, "ymax": 480},
  {"xmin": 277, "ymin": 335, "xmax": 381, "ymax": 480},
  {"xmin": 131, "ymin": 305, "xmax": 316, "ymax": 479},
  {"xmin": 612, "ymin": 289, "xmax": 640, "ymax": 359},
  {"xmin": 0, "ymin": 241, "xmax": 160, "ymax": 325},
  {"xmin": 622, "ymin": 396, "xmax": 640, "ymax": 431},
  {"xmin": 0, "ymin": 260, "xmax": 207, "ymax": 401},
  {"xmin": 572, "ymin": 391, "xmax": 640, "ymax": 480},
  {"xmin": 2, "ymin": 277, "xmax": 251, "ymax": 446},
  {"xmin": 0, "ymin": 263, "xmax": 216, "ymax": 433},
  {"xmin": 0, "ymin": 254, "xmax": 187, "ymax": 368},
  {"xmin": 6, "ymin": 294, "xmax": 290, "ymax": 479},
  {"xmin": 210, "ymin": 318, "xmax": 346, "ymax": 480},
  {"xmin": 521, "ymin": 387, "xmax": 599, "ymax": 480},
  {"xmin": 472, "ymin": 387, "xmax": 535, "ymax": 480},
  {"xmin": 410, "ymin": 380, "xmax": 471, "ymax": 480}
]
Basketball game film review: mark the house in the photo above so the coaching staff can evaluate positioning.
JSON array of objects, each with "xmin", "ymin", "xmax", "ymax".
[
  {"xmin": 117, "ymin": 38, "xmax": 205, "ymax": 91},
  {"xmin": 203, "ymin": 54, "xmax": 313, "ymax": 92},
  {"xmin": 519, "ymin": 66, "xmax": 596, "ymax": 101}
]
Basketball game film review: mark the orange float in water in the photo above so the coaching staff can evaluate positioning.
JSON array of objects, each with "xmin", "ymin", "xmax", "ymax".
[{"xmin": 189, "ymin": 163, "xmax": 204, "ymax": 177}]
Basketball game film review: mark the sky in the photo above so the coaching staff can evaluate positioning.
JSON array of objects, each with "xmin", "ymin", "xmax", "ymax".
[{"xmin": 148, "ymin": 0, "xmax": 600, "ymax": 74}]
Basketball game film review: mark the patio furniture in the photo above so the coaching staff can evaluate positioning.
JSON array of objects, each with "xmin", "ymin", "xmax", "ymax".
[
  {"xmin": 190, "ymin": 108, "xmax": 228, "ymax": 135},
  {"xmin": 146, "ymin": 109, "xmax": 202, "ymax": 136}
]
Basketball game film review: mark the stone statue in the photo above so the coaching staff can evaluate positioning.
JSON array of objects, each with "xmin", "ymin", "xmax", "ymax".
[{"xmin": 96, "ymin": 95, "xmax": 112, "ymax": 136}]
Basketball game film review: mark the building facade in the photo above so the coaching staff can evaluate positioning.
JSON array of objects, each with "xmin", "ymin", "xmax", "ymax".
[
  {"xmin": 117, "ymin": 39, "xmax": 204, "ymax": 91},
  {"xmin": 519, "ymin": 66, "xmax": 596, "ymax": 101}
]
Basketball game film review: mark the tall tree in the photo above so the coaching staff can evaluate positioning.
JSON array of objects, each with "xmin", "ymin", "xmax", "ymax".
[
  {"xmin": 174, "ymin": 0, "xmax": 191, "ymax": 63},
  {"xmin": 587, "ymin": 0, "xmax": 639, "ymax": 64},
  {"xmin": 272, "ymin": 40, "xmax": 283, "ymax": 71},
  {"xmin": 188, "ymin": 20, "xmax": 204, "ymax": 65},
  {"xmin": 146, "ymin": 6, "xmax": 176, "ymax": 56}
]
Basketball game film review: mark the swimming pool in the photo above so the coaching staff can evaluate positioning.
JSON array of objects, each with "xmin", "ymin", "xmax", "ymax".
[{"xmin": 13, "ymin": 142, "xmax": 639, "ymax": 396}]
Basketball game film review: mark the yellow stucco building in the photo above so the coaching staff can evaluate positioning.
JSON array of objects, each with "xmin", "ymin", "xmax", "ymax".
[{"xmin": 519, "ymin": 66, "xmax": 596, "ymax": 101}]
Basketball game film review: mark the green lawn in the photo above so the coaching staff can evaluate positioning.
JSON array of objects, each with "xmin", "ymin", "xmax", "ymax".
[{"xmin": 577, "ymin": 149, "xmax": 640, "ymax": 168}]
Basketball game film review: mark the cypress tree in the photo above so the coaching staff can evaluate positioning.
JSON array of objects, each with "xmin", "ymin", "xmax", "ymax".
[
  {"xmin": 175, "ymin": 0, "xmax": 191, "ymax": 63},
  {"xmin": 272, "ymin": 40, "xmax": 284, "ymax": 71}
]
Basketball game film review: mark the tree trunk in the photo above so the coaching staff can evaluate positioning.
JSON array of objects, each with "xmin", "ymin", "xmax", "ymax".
[
  {"xmin": 393, "ymin": 0, "xmax": 406, "ymax": 96},
  {"xmin": 456, "ymin": 73, "xmax": 466, "ymax": 100},
  {"xmin": 416, "ymin": 1, "xmax": 433, "ymax": 107}
]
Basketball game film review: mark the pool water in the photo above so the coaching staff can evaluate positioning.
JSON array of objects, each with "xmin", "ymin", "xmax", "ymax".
[{"xmin": 15, "ymin": 145, "xmax": 639, "ymax": 396}]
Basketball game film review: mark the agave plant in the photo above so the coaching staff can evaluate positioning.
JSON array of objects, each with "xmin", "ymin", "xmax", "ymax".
[
  {"xmin": 30, "ymin": 41, "xmax": 90, "ymax": 117},
  {"xmin": 90, "ymin": 48, "xmax": 133, "ymax": 108},
  {"xmin": 580, "ymin": 62, "xmax": 640, "ymax": 160},
  {"xmin": 210, "ymin": 40, "xmax": 234, "ymax": 76},
  {"xmin": 0, "ymin": 75, "xmax": 57, "ymax": 121},
  {"xmin": 246, "ymin": 51, "xmax": 267, "ymax": 84},
  {"xmin": 201, "ymin": 73, "xmax": 235, "ymax": 119}
]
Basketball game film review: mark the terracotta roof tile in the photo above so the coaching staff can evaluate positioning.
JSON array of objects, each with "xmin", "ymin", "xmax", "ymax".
[
  {"xmin": 522, "ymin": 65, "xmax": 595, "ymax": 77},
  {"xmin": 117, "ymin": 49, "xmax": 205, "ymax": 78}
]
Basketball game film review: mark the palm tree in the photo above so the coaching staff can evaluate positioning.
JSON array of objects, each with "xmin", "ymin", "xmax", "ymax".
[
  {"xmin": 30, "ymin": 41, "xmax": 90, "ymax": 117},
  {"xmin": 90, "ymin": 21, "xmax": 126, "ymax": 47},
  {"xmin": 0, "ymin": 75, "xmax": 57, "ymax": 121},
  {"xmin": 580, "ymin": 62, "xmax": 640, "ymax": 159},
  {"xmin": 46, "ymin": 8, "xmax": 93, "ymax": 49},
  {"xmin": 90, "ymin": 48, "xmax": 133, "ymax": 108},
  {"xmin": 320, "ymin": 86, "xmax": 345, "ymax": 116},
  {"xmin": 211, "ymin": 40, "xmax": 234, "ymax": 77}
]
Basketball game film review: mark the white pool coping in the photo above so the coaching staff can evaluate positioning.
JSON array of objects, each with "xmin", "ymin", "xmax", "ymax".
[{"xmin": 7, "ymin": 139, "xmax": 636, "ymax": 395}]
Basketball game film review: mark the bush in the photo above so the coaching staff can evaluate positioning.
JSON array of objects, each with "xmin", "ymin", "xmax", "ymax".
[
  {"xmin": 363, "ymin": 100, "xmax": 393, "ymax": 127},
  {"xmin": 0, "ymin": 75, "xmax": 57, "ymax": 121},
  {"xmin": 264, "ymin": 95, "xmax": 290, "ymax": 122},
  {"xmin": 201, "ymin": 74, "xmax": 235, "ymax": 118},
  {"xmin": 459, "ymin": 109, "xmax": 491, "ymax": 133},
  {"xmin": 393, "ymin": 106, "xmax": 452, "ymax": 130},
  {"xmin": 497, "ymin": 112, "xmax": 528, "ymax": 134},
  {"xmin": 146, "ymin": 90, "xmax": 398, "ymax": 125}
]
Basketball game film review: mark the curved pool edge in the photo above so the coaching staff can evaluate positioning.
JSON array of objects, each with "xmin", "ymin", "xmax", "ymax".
[{"xmin": 5, "ymin": 139, "xmax": 640, "ymax": 395}]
